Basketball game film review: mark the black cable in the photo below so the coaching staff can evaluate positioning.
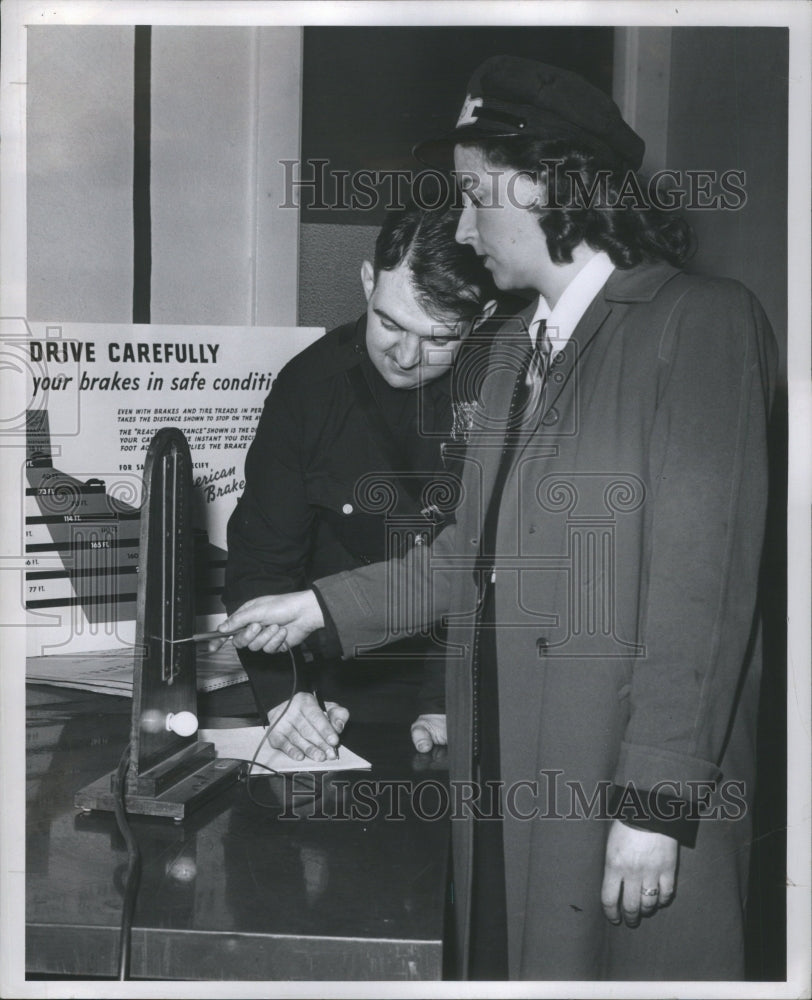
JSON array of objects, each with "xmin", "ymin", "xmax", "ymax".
[
  {"xmin": 245, "ymin": 646, "xmax": 300, "ymax": 809},
  {"xmin": 110, "ymin": 645, "xmax": 299, "ymax": 978},
  {"xmin": 112, "ymin": 743, "xmax": 141, "ymax": 981}
]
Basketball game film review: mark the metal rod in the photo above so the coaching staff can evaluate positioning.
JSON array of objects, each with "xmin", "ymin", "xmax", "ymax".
[{"xmin": 164, "ymin": 630, "xmax": 235, "ymax": 645}]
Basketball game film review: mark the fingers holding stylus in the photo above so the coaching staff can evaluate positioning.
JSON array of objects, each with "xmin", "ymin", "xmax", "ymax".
[
  {"xmin": 266, "ymin": 693, "xmax": 347, "ymax": 761},
  {"xmin": 219, "ymin": 592, "xmax": 325, "ymax": 651}
]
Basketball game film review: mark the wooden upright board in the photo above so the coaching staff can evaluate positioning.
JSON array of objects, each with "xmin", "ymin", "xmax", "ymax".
[{"xmin": 75, "ymin": 428, "xmax": 244, "ymax": 820}]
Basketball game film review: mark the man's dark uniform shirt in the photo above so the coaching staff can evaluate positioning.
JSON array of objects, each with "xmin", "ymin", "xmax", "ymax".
[{"xmin": 224, "ymin": 315, "xmax": 472, "ymax": 718}]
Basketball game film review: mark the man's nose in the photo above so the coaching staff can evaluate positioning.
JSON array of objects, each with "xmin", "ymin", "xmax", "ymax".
[
  {"xmin": 394, "ymin": 333, "xmax": 421, "ymax": 369},
  {"xmin": 455, "ymin": 202, "xmax": 477, "ymax": 246}
]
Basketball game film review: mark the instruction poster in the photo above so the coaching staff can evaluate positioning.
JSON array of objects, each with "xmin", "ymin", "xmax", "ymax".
[{"xmin": 22, "ymin": 323, "xmax": 323, "ymax": 654}]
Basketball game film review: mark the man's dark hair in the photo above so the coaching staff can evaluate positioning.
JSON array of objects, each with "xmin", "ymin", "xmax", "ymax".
[
  {"xmin": 467, "ymin": 137, "xmax": 695, "ymax": 269},
  {"xmin": 374, "ymin": 205, "xmax": 497, "ymax": 322}
]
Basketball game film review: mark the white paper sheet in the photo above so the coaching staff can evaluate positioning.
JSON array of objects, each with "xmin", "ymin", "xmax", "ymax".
[{"xmin": 199, "ymin": 725, "xmax": 372, "ymax": 774}]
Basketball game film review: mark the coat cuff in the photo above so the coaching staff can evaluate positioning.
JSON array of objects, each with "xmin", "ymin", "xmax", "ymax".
[
  {"xmin": 613, "ymin": 741, "xmax": 722, "ymax": 790},
  {"xmin": 312, "ymin": 570, "xmax": 379, "ymax": 659},
  {"xmin": 609, "ymin": 785, "xmax": 699, "ymax": 848},
  {"xmin": 611, "ymin": 742, "xmax": 724, "ymax": 849},
  {"xmin": 306, "ymin": 586, "xmax": 344, "ymax": 660}
]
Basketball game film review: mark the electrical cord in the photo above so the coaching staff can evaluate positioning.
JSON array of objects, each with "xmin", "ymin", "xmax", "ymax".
[
  {"xmin": 111, "ymin": 742, "xmax": 141, "ymax": 981},
  {"xmin": 110, "ymin": 645, "xmax": 301, "ymax": 976},
  {"xmin": 245, "ymin": 645, "xmax": 300, "ymax": 809}
]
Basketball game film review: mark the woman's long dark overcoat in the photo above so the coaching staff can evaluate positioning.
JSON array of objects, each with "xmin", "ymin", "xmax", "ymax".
[{"xmin": 317, "ymin": 261, "xmax": 778, "ymax": 980}]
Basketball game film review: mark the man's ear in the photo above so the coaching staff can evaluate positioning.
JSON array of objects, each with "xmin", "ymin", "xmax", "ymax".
[
  {"xmin": 360, "ymin": 260, "xmax": 375, "ymax": 303},
  {"xmin": 472, "ymin": 298, "xmax": 499, "ymax": 329}
]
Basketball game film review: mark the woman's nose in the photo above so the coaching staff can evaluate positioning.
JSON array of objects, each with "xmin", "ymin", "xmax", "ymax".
[{"xmin": 455, "ymin": 202, "xmax": 477, "ymax": 246}]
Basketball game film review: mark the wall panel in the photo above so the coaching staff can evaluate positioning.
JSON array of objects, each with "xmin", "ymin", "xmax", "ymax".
[
  {"xmin": 27, "ymin": 26, "xmax": 134, "ymax": 322},
  {"xmin": 667, "ymin": 27, "xmax": 788, "ymax": 373}
]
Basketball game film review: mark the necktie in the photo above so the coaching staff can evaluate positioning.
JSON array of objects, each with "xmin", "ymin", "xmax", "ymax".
[{"xmin": 524, "ymin": 318, "xmax": 551, "ymax": 414}]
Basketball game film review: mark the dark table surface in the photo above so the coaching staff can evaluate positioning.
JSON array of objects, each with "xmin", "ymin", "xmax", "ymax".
[{"xmin": 26, "ymin": 681, "xmax": 451, "ymax": 981}]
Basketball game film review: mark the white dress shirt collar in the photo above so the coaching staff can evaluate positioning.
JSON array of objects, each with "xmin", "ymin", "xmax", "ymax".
[{"xmin": 528, "ymin": 251, "xmax": 615, "ymax": 352}]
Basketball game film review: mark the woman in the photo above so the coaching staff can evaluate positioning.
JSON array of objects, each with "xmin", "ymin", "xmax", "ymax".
[{"xmin": 220, "ymin": 58, "xmax": 777, "ymax": 981}]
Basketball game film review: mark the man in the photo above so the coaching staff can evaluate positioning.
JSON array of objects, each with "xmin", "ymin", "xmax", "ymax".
[
  {"xmin": 223, "ymin": 205, "xmax": 497, "ymax": 761},
  {"xmin": 219, "ymin": 58, "xmax": 777, "ymax": 981}
]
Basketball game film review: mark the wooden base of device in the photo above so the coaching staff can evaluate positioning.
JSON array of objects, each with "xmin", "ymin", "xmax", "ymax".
[{"xmin": 74, "ymin": 742, "xmax": 246, "ymax": 822}]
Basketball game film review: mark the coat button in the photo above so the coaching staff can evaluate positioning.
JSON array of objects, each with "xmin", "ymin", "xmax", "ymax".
[
  {"xmin": 470, "ymin": 537, "xmax": 479, "ymax": 546},
  {"xmin": 552, "ymin": 351, "xmax": 565, "ymax": 365},
  {"xmin": 542, "ymin": 408, "xmax": 559, "ymax": 426},
  {"xmin": 536, "ymin": 637, "xmax": 549, "ymax": 655},
  {"xmin": 342, "ymin": 503, "xmax": 353, "ymax": 515},
  {"xmin": 552, "ymin": 371, "xmax": 564, "ymax": 383}
]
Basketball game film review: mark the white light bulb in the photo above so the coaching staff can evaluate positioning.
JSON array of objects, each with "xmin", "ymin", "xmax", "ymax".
[{"xmin": 166, "ymin": 711, "xmax": 198, "ymax": 737}]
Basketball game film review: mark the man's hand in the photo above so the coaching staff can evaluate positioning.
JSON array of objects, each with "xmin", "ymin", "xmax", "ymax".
[
  {"xmin": 217, "ymin": 591, "xmax": 325, "ymax": 653},
  {"xmin": 266, "ymin": 692, "xmax": 349, "ymax": 762},
  {"xmin": 601, "ymin": 820, "xmax": 678, "ymax": 927},
  {"xmin": 410, "ymin": 713, "xmax": 447, "ymax": 753}
]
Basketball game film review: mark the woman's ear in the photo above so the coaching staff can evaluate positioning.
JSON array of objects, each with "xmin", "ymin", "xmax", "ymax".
[{"xmin": 360, "ymin": 260, "xmax": 375, "ymax": 302}]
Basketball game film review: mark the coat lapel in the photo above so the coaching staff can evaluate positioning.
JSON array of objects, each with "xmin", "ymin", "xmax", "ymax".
[
  {"xmin": 465, "ymin": 308, "xmax": 535, "ymax": 525},
  {"xmin": 462, "ymin": 263, "xmax": 683, "ymax": 540},
  {"xmin": 528, "ymin": 292, "xmax": 615, "ymax": 436},
  {"xmin": 523, "ymin": 261, "xmax": 683, "ymax": 436}
]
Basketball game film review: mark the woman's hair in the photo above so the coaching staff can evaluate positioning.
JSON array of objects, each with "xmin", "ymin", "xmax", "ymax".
[
  {"xmin": 469, "ymin": 137, "xmax": 696, "ymax": 269},
  {"xmin": 374, "ymin": 205, "xmax": 498, "ymax": 321}
]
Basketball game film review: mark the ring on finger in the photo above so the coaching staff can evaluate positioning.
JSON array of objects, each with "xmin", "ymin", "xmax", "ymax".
[{"xmin": 641, "ymin": 887, "xmax": 660, "ymax": 897}]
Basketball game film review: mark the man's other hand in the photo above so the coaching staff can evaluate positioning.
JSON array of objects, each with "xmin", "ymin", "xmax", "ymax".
[
  {"xmin": 410, "ymin": 713, "xmax": 447, "ymax": 753},
  {"xmin": 266, "ymin": 692, "xmax": 349, "ymax": 762},
  {"xmin": 218, "ymin": 591, "xmax": 325, "ymax": 653}
]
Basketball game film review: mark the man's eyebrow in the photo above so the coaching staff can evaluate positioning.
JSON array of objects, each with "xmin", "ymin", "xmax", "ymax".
[{"xmin": 373, "ymin": 307, "xmax": 406, "ymax": 329}]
